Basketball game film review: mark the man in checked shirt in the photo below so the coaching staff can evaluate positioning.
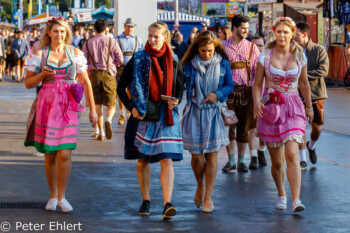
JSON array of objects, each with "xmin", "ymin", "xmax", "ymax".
[{"xmin": 222, "ymin": 14, "xmax": 260, "ymax": 173}]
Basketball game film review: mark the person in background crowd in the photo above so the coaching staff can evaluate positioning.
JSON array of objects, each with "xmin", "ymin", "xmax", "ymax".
[
  {"xmin": 253, "ymin": 17, "xmax": 313, "ymax": 213},
  {"xmin": 246, "ymin": 30, "xmax": 253, "ymax": 42},
  {"xmin": 171, "ymin": 31, "xmax": 188, "ymax": 61},
  {"xmin": 5, "ymin": 30, "xmax": 15, "ymax": 79},
  {"xmin": 72, "ymin": 29, "xmax": 81, "ymax": 48},
  {"xmin": 79, "ymin": 27, "xmax": 84, "ymax": 39},
  {"xmin": 89, "ymin": 30, "xmax": 96, "ymax": 38},
  {"xmin": 115, "ymin": 18, "xmax": 143, "ymax": 125},
  {"xmin": 117, "ymin": 22, "xmax": 184, "ymax": 220},
  {"xmin": 187, "ymin": 27, "xmax": 199, "ymax": 45},
  {"xmin": 251, "ymin": 35, "xmax": 268, "ymax": 166},
  {"xmin": 0, "ymin": 31, "xmax": 6, "ymax": 81},
  {"xmin": 11, "ymin": 30, "xmax": 29, "ymax": 82},
  {"xmin": 217, "ymin": 26, "xmax": 231, "ymax": 41},
  {"xmin": 105, "ymin": 27, "xmax": 114, "ymax": 38},
  {"xmin": 78, "ymin": 31, "xmax": 89, "ymax": 50},
  {"xmin": 222, "ymin": 14, "xmax": 260, "ymax": 173},
  {"xmin": 201, "ymin": 25, "xmax": 208, "ymax": 32},
  {"xmin": 181, "ymin": 31, "xmax": 234, "ymax": 213},
  {"xmin": 82, "ymin": 19, "xmax": 123, "ymax": 141},
  {"xmin": 295, "ymin": 21, "xmax": 329, "ymax": 171}
]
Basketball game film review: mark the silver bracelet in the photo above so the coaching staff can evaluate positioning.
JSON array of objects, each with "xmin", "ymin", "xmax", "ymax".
[{"xmin": 306, "ymin": 107, "xmax": 313, "ymax": 111}]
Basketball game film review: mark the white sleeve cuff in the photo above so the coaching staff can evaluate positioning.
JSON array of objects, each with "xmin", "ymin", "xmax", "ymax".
[
  {"xmin": 25, "ymin": 54, "xmax": 41, "ymax": 72},
  {"xmin": 75, "ymin": 53, "xmax": 88, "ymax": 74}
]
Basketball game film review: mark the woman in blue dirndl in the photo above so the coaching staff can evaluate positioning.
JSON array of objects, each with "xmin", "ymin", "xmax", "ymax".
[
  {"xmin": 181, "ymin": 31, "xmax": 234, "ymax": 213},
  {"xmin": 117, "ymin": 22, "xmax": 184, "ymax": 220}
]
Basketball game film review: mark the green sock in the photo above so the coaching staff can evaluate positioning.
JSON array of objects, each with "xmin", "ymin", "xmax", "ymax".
[
  {"xmin": 228, "ymin": 154, "xmax": 236, "ymax": 166},
  {"xmin": 238, "ymin": 155, "xmax": 245, "ymax": 164}
]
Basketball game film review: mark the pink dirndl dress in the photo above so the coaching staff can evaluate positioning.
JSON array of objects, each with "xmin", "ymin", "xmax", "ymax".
[
  {"xmin": 258, "ymin": 49, "xmax": 307, "ymax": 148},
  {"xmin": 24, "ymin": 45, "xmax": 87, "ymax": 153}
]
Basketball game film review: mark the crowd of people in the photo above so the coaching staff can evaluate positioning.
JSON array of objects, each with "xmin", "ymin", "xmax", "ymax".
[{"xmin": 0, "ymin": 12, "xmax": 328, "ymax": 220}]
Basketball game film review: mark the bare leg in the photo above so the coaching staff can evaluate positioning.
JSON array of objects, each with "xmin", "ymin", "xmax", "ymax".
[
  {"xmin": 191, "ymin": 154, "xmax": 205, "ymax": 206},
  {"xmin": 95, "ymin": 104, "xmax": 103, "ymax": 132},
  {"xmin": 160, "ymin": 158, "xmax": 174, "ymax": 205},
  {"xmin": 226, "ymin": 140, "xmax": 236, "ymax": 156},
  {"xmin": 310, "ymin": 123, "xmax": 322, "ymax": 142},
  {"xmin": 106, "ymin": 105, "xmax": 116, "ymax": 119},
  {"xmin": 136, "ymin": 158, "xmax": 150, "ymax": 201},
  {"xmin": 203, "ymin": 152, "xmax": 218, "ymax": 209},
  {"xmin": 248, "ymin": 128, "xmax": 259, "ymax": 150},
  {"xmin": 56, "ymin": 150, "xmax": 72, "ymax": 201},
  {"xmin": 285, "ymin": 141, "xmax": 301, "ymax": 202},
  {"xmin": 237, "ymin": 142, "xmax": 247, "ymax": 158},
  {"xmin": 268, "ymin": 146, "xmax": 286, "ymax": 197},
  {"xmin": 45, "ymin": 153, "xmax": 58, "ymax": 199}
]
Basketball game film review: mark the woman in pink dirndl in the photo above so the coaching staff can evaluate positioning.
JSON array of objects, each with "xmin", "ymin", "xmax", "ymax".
[
  {"xmin": 253, "ymin": 17, "xmax": 314, "ymax": 213},
  {"xmin": 24, "ymin": 18, "xmax": 97, "ymax": 212}
]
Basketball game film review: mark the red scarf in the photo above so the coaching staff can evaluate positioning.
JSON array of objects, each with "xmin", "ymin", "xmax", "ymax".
[{"xmin": 145, "ymin": 41, "xmax": 174, "ymax": 126}]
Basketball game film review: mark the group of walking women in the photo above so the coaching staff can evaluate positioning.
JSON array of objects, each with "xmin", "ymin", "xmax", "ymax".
[{"xmin": 24, "ymin": 15, "xmax": 313, "ymax": 220}]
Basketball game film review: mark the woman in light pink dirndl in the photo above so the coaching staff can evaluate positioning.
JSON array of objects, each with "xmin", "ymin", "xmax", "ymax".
[
  {"xmin": 24, "ymin": 18, "xmax": 97, "ymax": 212},
  {"xmin": 253, "ymin": 17, "xmax": 314, "ymax": 213}
]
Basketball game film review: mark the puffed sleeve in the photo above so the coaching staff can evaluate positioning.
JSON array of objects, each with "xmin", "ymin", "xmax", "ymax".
[
  {"xmin": 75, "ymin": 53, "xmax": 88, "ymax": 73},
  {"xmin": 257, "ymin": 51, "xmax": 265, "ymax": 66},
  {"xmin": 25, "ymin": 54, "xmax": 41, "ymax": 72}
]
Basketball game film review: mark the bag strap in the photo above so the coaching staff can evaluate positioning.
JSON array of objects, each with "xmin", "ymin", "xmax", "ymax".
[
  {"xmin": 117, "ymin": 36, "xmax": 122, "ymax": 49},
  {"xmin": 246, "ymin": 42, "xmax": 254, "ymax": 85},
  {"xmin": 86, "ymin": 39, "xmax": 97, "ymax": 69}
]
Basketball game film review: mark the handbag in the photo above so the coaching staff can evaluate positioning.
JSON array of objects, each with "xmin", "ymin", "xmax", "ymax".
[
  {"xmin": 221, "ymin": 106, "xmax": 238, "ymax": 126},
  {"xmin": 143, "ymin": 100, "xmax": 161, "ymax": 122},
  {"xmin": 70, "ymin": 83, "xmax": 84, "ymax": 103}
]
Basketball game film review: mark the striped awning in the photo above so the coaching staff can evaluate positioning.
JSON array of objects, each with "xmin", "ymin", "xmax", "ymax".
[{"xmin": 157, "ymin": 11, "xmax": 210, "ymax": 24}]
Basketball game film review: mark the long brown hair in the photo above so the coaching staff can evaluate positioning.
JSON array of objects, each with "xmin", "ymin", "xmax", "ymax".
[
  {"xmin": 181, "ymin": 31, "xmax": 229, "ymax": 65},
  {"xmin": 219, "ymin": 26, "xmax": 231, "ymax": 40},
  {"xmin": 266, "ymin": 20, "xmax": 303, "ymax": 61},
  {"xmin": 37, "ymin": 19, "xmax": 73, "ymax": 50}
]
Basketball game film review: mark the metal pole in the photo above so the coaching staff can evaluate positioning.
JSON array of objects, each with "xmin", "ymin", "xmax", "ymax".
[
  {"xmin": 46, "ymin": 0, "xmax": 49, "ymax": 19},
  {"xmin": 174, "ymin": 0, "xmax": 179, "ymax": 31}
]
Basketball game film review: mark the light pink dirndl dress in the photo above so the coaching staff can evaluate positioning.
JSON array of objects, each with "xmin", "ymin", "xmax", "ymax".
[
  {"xmin": 24, "ymin": 45, "xmax": 87, "ymax": 153},
  {"xmin": 257, "ymin": 49, "xmax": 307, "ymax": 148}
]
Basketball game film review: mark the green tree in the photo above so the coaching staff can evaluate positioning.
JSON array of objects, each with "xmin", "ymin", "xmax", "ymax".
[
  {"xmin": 0, "ymin": 0, "xmax": 13, "ymax": 22},
  {"xmin": 95, "ymin": 0, "xmax": 111, "ymax": 8}
]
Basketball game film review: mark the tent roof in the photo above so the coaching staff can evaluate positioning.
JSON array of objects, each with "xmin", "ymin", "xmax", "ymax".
[{"xmin": 158, "ymin": 11, "xmax": 210, "ymax": 24}]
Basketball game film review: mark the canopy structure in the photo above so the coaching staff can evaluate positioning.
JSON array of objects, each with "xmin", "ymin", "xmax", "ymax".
[
  {"xmin": 157, "ymin": 11, "xmax": 210, "ymax": 25},
  {"xmin": 26, "ymin": 13, "xmax": 56, "ymax": 25}
]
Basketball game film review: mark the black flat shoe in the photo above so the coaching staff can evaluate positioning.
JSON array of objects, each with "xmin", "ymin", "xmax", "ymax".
[
  {"xmin": 162, "ymin": 202, "xmax": 176, "ymax": 220},
  {"xmin": 138, "ymin": 200, "xmax": 150, "ymax": 216}
]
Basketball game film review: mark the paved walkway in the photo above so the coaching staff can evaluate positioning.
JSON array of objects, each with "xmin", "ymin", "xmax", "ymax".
[{"xmin": 0, "ymin": 76, "xmax": 349, "ymax": 233}]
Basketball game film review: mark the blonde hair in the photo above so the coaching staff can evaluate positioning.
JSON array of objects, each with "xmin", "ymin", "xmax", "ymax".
[
  {"xmin": 148, "ymin": 22, "xmax": 172, "ymax": 48},
  {"xmin": 37, "ymin": 19, "xmax": 73, "ymax": 50},
  {"xmin": 266, "ymin": 30, "xmax": 275, "ymax": 43},
  {"xmin": 266, "ymin": 20, "xmax": 303, "ymax": 61}
]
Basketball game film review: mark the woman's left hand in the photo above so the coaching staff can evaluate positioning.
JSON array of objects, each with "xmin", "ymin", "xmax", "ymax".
[
  {"xmin": 305, "ymin": 108, "xmax": 314, "ymax": 124},
  {"xmin": 167, "ymin": 98, "xmax": 179, "ymax": 109},
  {"xmin": 201, "ymin": 93, "xmax": 218, "ymax": 105},
  {"xmin": 89, "ymin": 110, "xmax": 98, "ymax": 127}
]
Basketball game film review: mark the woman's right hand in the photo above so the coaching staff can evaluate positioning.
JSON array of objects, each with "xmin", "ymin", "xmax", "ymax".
[
  {"xmin": 254, "ymin": 101, "xmax": 265, "ymax": 119},
  {"xmin": 131, "ymin": 108, "xmax": 145, "ymax": 120},
  {"xmin": 41, "ymin": 66, "xmax": 54, "ymax": 78}
]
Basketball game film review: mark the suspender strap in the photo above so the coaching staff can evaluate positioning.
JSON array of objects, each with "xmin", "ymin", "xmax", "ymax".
[
  {"xmin": 117, "ymin": 36, "xmax": 122, "ymax": 48},
  {"xmin": 86, "ymin": 37, "xmax": 111, "ymax": 72},
  {"xmin": 134, "ymin": 36, "xmax": 138, "ymax": 53},
  {"xmin": 247, "ymin": 43, "xmax": 254, "ymax": 85},
  {"xmin": 86, "ymin": 39, "xmax": 97, "ymax": 69},
  {"xmin": 106, "ymin": 37, "xmax": 111, "ymax": 71}
]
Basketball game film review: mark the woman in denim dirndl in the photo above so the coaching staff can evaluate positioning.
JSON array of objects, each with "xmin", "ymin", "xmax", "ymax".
[
  {"xmin": 117, "ymin": 22, "xmax": 184, "ymax": 220},
  {"xmin": 181, "ymin": 31, "xmax": 234, "ymax": 212},
  {"xmin": 253, "ymin": 17, "xmax": 314, "ymax": 213}
]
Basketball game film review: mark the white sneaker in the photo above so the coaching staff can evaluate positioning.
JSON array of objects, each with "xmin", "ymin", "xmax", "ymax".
[
  {"xmin": 45, "ymin": 198, "xmax": 58, "ymax": 211},
  {"xmin": 33, "ymin": 152, "xmax": 44, "ymax": 156},
  {"xmin": 58, "ymin": 199, "xmax": 73, "ymax": 212},
  {"xmin": 276, "ymin": 196, "xmax": 287, "ymax": 210},
  {"xmin": 292, "ymin": 200, "xmax": 305, "ymax": 212},
  {"xmin": 91, "ymin": 131, "xmax": 99, "ymax": 138}
]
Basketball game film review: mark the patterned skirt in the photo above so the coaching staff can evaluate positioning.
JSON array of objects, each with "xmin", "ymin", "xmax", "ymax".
[
  {"xmin": 258, "ymin": 91, "xmax": 307, "ymax": 148},
  {"xmin": 24, "ymin": 83, "xmax": 84, "ymax": 153},
  {"xmin": 181, "ymin": 103, "xmax": 229, "ymax": 154},
  {"xmin": 134, "ymin": 104, "xmax": 183, "ymax": 163}
]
